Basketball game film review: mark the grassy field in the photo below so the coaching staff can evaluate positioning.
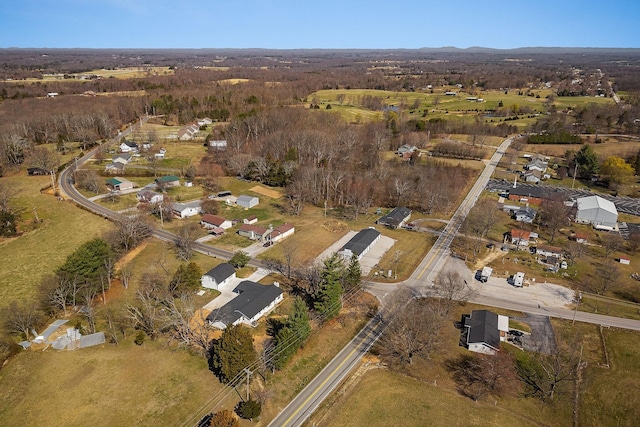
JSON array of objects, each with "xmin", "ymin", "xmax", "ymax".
[
  {"xmin": 309, "ymin": 88, "xmax": 615, "ymax": 128},
  {"xmin": 0, "ymin": 171, "xmax": 115, "ymax": 310},
  {"xmin": 0, "ymin": 339, "xmax": 224, "ymax": 426}
]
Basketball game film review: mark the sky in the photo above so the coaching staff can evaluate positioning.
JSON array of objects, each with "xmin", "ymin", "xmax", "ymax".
[{"xmin": 1, "ymin": 0, "xmax": 639, "ymax": 50}]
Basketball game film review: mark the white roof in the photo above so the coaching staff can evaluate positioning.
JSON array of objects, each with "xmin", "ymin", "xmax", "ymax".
[
  {"xmin": 576, "ymin": 195, "xmax": 617, "ymax": 215},
  {"xmin": 498, "ymin": 315, "xmax": 509, "ymax": 333}
]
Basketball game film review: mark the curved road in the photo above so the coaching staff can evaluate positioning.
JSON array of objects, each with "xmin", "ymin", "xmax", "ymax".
[{"xmin": 57, "ymin": 117, "xmax": 264, "ymax": 267}]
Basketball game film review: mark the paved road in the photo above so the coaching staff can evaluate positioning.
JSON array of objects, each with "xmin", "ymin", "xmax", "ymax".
[
  {"xmin": 57, "ymin": 117, "xmax": 266, "ymax": 269},
  {"xmin": 268, "ymin": 136, "xmax": 516, "ymax": 427}
]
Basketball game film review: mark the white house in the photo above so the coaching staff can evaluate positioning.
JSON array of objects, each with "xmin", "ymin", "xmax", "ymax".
[
  {"xmin": 208, "ymin": 140, "xmax": 227, "ymax": 150},
  {"xmin": 112, "ymin": 153, "xmax": 132, "ymax": 165},
  {"xmin": 172, "ymin": 201, "xmax": 202, "ymax": 218},
  {"xmin": 575, "ymin": 195, "xmax": 618, "ymax": 230},
  {"xmin": 206, "ymin": 281, "xmax": 284, "ymax": 329},
  {"xmin": 136, "ymin": 189, "xmax": 164, "ymax": 204},
  {"xmin": 201, "ymin": 214, "xmax": 233, "ymax": 230},
  {"xmin": 119, "ymin": 141, "xmax": 139, "ymax": 153},
  {"xmin": 237, "ymin": 195, "xmax": 259, "ymax": 209},
  {"xmin": 201, "ymin": 263, "xmax": 236, "ymax": 290},
  {"xmin": 238, "ymin": 224, "xmax": 268, "ymax": 240},
  {"xmin": 265, "ymin": 223, "xmax": 295, "ymax": 243},
  {"xmin": 197, "ymin": 117, "xmax": 213, "ymax": 126}
]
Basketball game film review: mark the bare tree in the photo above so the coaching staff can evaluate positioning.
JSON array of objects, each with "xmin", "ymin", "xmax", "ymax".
[
  {"xmin": 432, "ymin": 270, "xmax": 478, "ymax": 315},
  {"xmin": 518, "ymin": 340, "xmax": 579, "ymax": 401},
  {"xmin": 464, "ymin": 199, "xmax": 499, "ymax": 259},
  {"xmin": 0, "ymin": 181, "xmax": 18, "ymax": 212},
  {"xmin": 126, "ymin": 288, "xmax": 167, "ymax": 338},
  {"xmin": 590, "ymin": 258, "xmax": 621, "ymax": 295},
  {"xmin": 39, "ymin": 274, "xmax": 74, "ymax": 316},
  {"xmin": 164, "ymin": 296, "xmax": 213, "ymax": 356},
  {"xmin": 446, "ymin": 351, "xmax": 517, "ymax": 401},
  {"xmin": 75, "ymin": 169, "xmax": 101, "ymax": 194},
  {"xmin": 539, "ymin": 195, "xmax": 570, "ymax": 242},
  {"xmin": 107, "ymin": 214, "xmax": 153, "ymax": 253},
  {"xmin": 25, "ymin": 145, "xmax": 60, "ymax": 172},
  {"xmin": 565, "ymin": 241, "xmax": 587, "ymax": 265},
  {"xmin": 3, "ymin": 301, "xmax": 43, "ymax": 341},
  {"xmin": 80, "ymin": 286, "xmax": 98, "ymax": 333},
  {"xmin": 376, "ymin": 294, "xmax": 446, "ymax": 366},
  {"xmin": 119, "ymin": 265, "xmax": 132, "ymax": 289},
  {"xmin": 601, "ymin": 232, "xmax": 624, "ymax": 259},
  {"xmin": 174, "ymin": 223, "xmax": 198, "ymax": 261}
]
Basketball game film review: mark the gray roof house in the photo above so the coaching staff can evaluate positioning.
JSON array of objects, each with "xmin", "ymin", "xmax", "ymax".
[
  {"xmin": 514, "ymin": 206, "xmax": 536, "ymax": 223},
  {"xmin": 377, "ymin": 207, "xmax": 411, "ymax": 229},
  {"xmin": 237, "ymin": 195, "xmax": 259, "ymax": 209},
  {"xmin": 206, "ymin": 281, "xmax": 284, "ymax": 329},
  {"xmin": 172, "ymin": 200, "xmax": 202, "ymax": 218},
  {"xmin": 338, "ymin": 228, "xmax": 381, "ymax": 261},
  {"xmin": 201, "ymin": 263, "xmax": 236, "ymax": 290},
  {"xmin": 463, "ymin": 310, "xmax": 509, "ymax": 355},
  {"xmin": 575, "ymin": 195, "xmax": 618, "ymax": 230}
]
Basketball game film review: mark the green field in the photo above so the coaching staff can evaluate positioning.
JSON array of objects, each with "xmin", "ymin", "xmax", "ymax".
[{"xmin": 308, "ymin": 88, "xmax": 615, "ymax": 129}]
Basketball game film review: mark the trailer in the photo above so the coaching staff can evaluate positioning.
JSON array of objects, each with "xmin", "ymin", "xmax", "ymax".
[
  {"xmin": 514, "ymin": 272, "xmax": 525, "ymax": 288},
  {"xmin": 480, "ymin": 266, "xmax": 493, "ymax": 282}
]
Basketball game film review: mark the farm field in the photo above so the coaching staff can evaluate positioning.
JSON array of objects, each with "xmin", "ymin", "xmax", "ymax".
[{"xmin": 308, "ymin": 88, "xmax": 615, "ymax": 128}]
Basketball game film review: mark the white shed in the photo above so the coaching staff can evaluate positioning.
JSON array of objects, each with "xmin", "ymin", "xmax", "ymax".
[{"xmin": 237, "ymin": 195, "xmax": 259, "ymax": 209}]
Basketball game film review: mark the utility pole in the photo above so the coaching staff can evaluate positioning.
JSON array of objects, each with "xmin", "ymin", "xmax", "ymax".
[
  {"xmin": 394, "ymin": 250, "xmax": 400, "ymax": 279},
  {"xmin": 159, "ymin": 203, "xmax": 164, "ymax": 227},
  {"xmin": 572, "ymin": 162, "xmax": 578, "ymax": 189},
  {"xmin": 50, "ymin": 170, "xmax": 57, "ymax": 195},
  {"xmin": 243, "ymin": 368, "xmax": 252, "ymax": 400}
]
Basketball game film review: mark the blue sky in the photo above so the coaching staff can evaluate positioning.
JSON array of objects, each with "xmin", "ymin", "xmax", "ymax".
[{"xmin": 2, "ymin": 0, "xmax": 639, "ymax": 49}]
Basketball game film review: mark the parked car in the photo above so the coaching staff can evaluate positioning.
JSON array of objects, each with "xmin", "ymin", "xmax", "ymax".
[{"xmin": 263, "ymin": 241, "xmax": 273, "ymax": 247}]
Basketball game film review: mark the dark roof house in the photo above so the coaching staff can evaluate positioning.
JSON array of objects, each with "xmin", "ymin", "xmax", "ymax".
[
  {"xmin": 206, "ymin": 281, "xmax": 284, "ymax": 329},
  {"xmin": 377, "ymin": 207, "xmax": 411, "ymax": 229},
  {"xmin": 464, "ymin": 310, "xmax": 507, "ymax": 355}
]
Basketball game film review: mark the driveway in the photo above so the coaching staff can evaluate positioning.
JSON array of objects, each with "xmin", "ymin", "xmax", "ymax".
[
  {"xmin": 516, "ymin": 313, "xmax": 556, "ymax": 354},
  {"xmin": 202, "ymin": 267, "xmax": 270, "ymax": 311}
]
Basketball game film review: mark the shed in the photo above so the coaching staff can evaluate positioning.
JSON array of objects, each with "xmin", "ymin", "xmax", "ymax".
[
  {"xmin": 377, "ymin": 207, "xmax": 411, "ymax": 229},
  {"xmin": 237, "ymin": 195, "xmax": 259, "ymax": 209}
]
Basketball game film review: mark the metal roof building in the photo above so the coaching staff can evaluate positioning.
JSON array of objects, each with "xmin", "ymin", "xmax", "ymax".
[{"xmin": 575, "ymin": 195, "xmax": 618, "ymax": 230}]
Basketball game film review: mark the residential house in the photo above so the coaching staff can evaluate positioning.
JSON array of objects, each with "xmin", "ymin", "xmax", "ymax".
[
  {"xmin": 525, "ymin": 158, "xmax": 548, "ymax": 173},
  {"xmin": 155, "ymin": 175, "xmax": 180, "ymax": 188},
  {"xmin": 154, "ymin": 148, "xmax": 166, "ymax": 159},
  {"xmin": 397, "ymin": 145, "xmax": 417, "ymax": 157},
  {"xmin": 201, "ymin": 263, "xmax": 236, "ymax": 290},
  {"xmin": 112, "ymin": 153, "xmax": 132, "ymax": 165},
  {"xmin": 338, "ymin": 228, "xmax": 381, "ymax": 261},
  {"xmin": 574, "ymin": 195, "xmax": 618, "ymax": 230},
  {"xmin": 265, "ymin": 223, "xmax": 295, "ymax": 243},
  {"xmin": 104, "ymin": 162, "xmax": 125, "ymax": 173},
  {"xmin": 197, "ymin": 117, "xmax": 213, "ymax": 126},
  {"xmin": 509, "ymin": 229, "xmax": 531, "ymax": 247},
  {"xmin": 243, "ymin": 215, "xmax": 258, "ymax": 225},
  {"xmin": 119, "ymin": 141, "xmax": 139, "ymax": 153},
  {"xmin": 201, "ymin": 214, "xmax": 233, "ymax": 230},
  {"xmin": 534, "ymin": 245, "xmax": 563, "ymax": 258},
  {"xmin": 463, "ymin": 310, "xmax": 509, "ymax": 355},
  {"xmin": 523, "ymin": 170, "xmax": 542, "ymax": 183},
  {"xmin": 237, "ymin": 224, "xmax": 268, "ymax": 240},
  {"xmin": 172, "ymin": 200, "xmax": 202, "ymax": 218},
  {"xmin": 508, "ymin": 186, "xmax": 562, "ymax": 205},
  {"xmin": 208, "ymin": 140, "xmax": 227, "ymax": 150},
  {"xmin": 237, "ymin": 195, "xmax": 259, "ymax": 209},
  {"xmin": 206, "ymin": 281, "xmax": 284, "ymax": 329},
  {"xmin": 514, "ymin": 206, "xmax": 536, "ymax": 224},
  {"xmin": 377, "ymin": 207, "xmax": 412, "ymax": 229},
  {"xmin": 571, "ymin": 232, "xmax": 589, "ymax": 244},
  {"xmin": 105, "ymin": 177, "xmax": 134, "ymax": 192},
  {"xmin": 178, "ymin": 123, "xmax": 200, "ymax": 141},
  {"xmin": 136, "ymin": 189, "xmax": 164, "ymax": 204}
]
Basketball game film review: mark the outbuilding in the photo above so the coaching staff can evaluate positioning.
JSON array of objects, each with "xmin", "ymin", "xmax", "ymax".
[
  {"xmin": 201, "ymin": 263, "xmax": 236, "ymax": 290},
  {"xmin": 338, "ymin": 228, "xmax": 381, "ymax": 261},
  {"xmin": 237, "ymin": 195, "xmax": 259, "ymax": 209},
  {"xmin": 575, "ymin": 195, "xmax": 618, "ymax": 230}
]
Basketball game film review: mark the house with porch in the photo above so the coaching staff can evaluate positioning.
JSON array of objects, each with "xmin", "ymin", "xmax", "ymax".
[
  {"xmin": 238, "ymin": 224, "xmax": 268, "ymax": 241},
  {"xmin": 462, "ymin": 310, "xmax": 509, "ymax": 355},
  {"xmin": 201, "ymin": 214, "xmax": 233, "ymax": 230}
]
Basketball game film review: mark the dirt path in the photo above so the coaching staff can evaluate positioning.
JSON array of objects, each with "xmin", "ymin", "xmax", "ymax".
[
  {"xmin": 114, "ymin": 242, "xmax": 149, "ymax": 271},
  {"xmin": 472, "ymin": 248, "xmax": 507, "ymax": 271}
]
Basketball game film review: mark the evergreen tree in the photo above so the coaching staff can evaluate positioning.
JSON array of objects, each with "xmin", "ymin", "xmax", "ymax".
[
  {"xmin": 344, "ymin": 253, "xmax": 362, "ymax": 291},
  {"xmin": 0, "ymin": 209, "xmax": 17, "ymax": 236},
  {"xmin": 209, "ymin": 324, "xmax": 257, "ymax": 384},
  {"xmin": 169, "ymin": 262, "xmax": 202, "ymax": 296},
  {"xmin": 574, "ymin": 144, "xmax": 599, "ymax": 179},
  {"xmin": 56, "ymin": 238, "xmax": 113, "ymax": 290},
  {"xmin": 288, "ymin": 296, "xmax": 311, "ymax": 342},
  {"xmin": 235, "ymin": 398, "xmax": 261, "ymax": 421},
  {"xmin": 314, "ymin": 253, "xmax": 344, "ymax": 320},
  {"xmin": 269, "ymin": 297, "xmax": 311, "ymax": 370}
]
